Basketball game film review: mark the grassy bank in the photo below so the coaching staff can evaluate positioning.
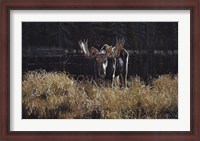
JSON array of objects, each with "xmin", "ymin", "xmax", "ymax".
[{"xmin": 22, "ymin": 70, "xmax": 178, "ymax": 119}]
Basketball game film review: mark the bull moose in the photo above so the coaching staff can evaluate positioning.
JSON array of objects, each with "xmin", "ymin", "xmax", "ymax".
[{"xmin": 78, "ymin": 38, "xmax": 129, "ymax": 88}]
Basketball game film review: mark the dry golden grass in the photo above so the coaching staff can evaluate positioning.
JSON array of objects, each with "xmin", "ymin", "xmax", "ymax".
[{"xmin": 22, "ymin": 70, "xmax": 178, "ymax": 119}]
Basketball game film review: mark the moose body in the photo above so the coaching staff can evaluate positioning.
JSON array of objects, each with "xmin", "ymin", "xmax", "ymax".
[{"xmin": 79, "ymin": 39, "xmax": 129, "ymax": 88}]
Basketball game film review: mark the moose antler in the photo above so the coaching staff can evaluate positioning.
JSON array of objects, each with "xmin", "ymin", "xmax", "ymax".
[
  {"xmin": 114, "ymin": 38, "xmax": 124, "ymax": 57},
  {"xmin": 79, "ymin": 39, "xmax": 90, "ymax": 58},
  {"xmin": 78, "ymin": 39, "xmax": 99, "ymax": 59},
  {"xmin": 101, "ymin": 44, "xmax": 113, "ymax": 57}
]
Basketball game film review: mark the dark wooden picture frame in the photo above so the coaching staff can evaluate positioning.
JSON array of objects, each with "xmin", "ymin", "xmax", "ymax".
[{"xmin": 0, "ymin": 0, "xmax": 199, "ymax": 140}]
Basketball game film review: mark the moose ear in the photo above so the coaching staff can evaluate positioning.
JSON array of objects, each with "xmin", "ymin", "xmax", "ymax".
[{"xmin": 90, "ymin": 47, "xmax": 99, "ymax": 57}]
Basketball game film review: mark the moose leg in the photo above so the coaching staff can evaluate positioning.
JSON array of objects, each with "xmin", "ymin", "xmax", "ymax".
[
  {"xmin": 108, "ymin": 77, "xmax": 114, "ymax": 87},
  {"xmin": 121, "ymin": 69, "xmax": 128, "ymax": 88},
  {"xmin": 119, "ymin": 74, "xmax": 125, "ymax": 88},
  {"xmin": 119, "ymin": 70, "xmax": 128, "ymax": 88},
  {"xmin": 123, "ymin": 53, "xmax": 129, "ymax": 88},
  {"xmin": 123, "ymin": 72, "xmax": 128, "ymax": 88},
  {"xmin": 124, "ymin": 64, "xmax": 128, "ymax": 88},
  {"xmin": 113, "ymin": 76, "xmax": 119, "ymax": 87}
]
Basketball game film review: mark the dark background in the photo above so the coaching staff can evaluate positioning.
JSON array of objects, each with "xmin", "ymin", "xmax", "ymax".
[{"xmin": 22, "ymin": 22, "xmax": 178, "ymax": 81}]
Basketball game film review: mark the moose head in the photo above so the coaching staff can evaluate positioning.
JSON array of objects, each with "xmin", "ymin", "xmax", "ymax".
[{"xmin": 78, "ymin": 38, "xmax": 129, "ymax": 87}]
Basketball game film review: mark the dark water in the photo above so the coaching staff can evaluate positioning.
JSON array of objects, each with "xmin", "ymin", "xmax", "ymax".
[{"xmin": 22, "ymin": 51, "xmax": 178, "ymax": 81}]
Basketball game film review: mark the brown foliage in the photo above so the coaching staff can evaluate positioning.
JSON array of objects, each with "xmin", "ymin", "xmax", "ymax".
[{"xmin": 22, "ymin": 70, "xmax": 178, "ymax": 119}]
